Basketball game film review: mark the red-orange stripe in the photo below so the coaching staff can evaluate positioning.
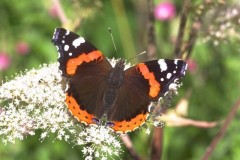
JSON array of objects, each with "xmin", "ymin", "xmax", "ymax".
[
  {"xmin": 66, "ymin": 50, "xmax": 103, "ymax": 75},
  {"xmin": 137, "ymin": 63, "xmax": 160, "ymax": 98},
  {"xmin": 65, "ymin": 94, "xmax": 96, "ymax": 125},
  {"xmin": 110, "ymin": 113, "xmax": 149, "ymax": 133}
]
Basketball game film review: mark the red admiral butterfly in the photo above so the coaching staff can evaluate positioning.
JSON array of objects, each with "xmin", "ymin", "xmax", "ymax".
[{"xmin": 52, "ymin": 28, "xmax": 187, "ymax": 133}]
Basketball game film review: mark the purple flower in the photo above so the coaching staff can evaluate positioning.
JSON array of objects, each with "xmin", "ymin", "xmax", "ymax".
[
  {"xmin": 0, "ymin": 53, "xmax": 10, "ymax": 70},
  {"xmin": 154, "ymin": 2, "xmax": 176, "ymax": 21}
]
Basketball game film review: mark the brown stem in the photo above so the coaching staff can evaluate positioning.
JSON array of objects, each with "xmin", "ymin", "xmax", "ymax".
[
  {"xmin": 151, "ymin": 127, "xmax": 164, "ymax": 160},
  {"xmin": 184, "ymin": 21, "xmax": 201, "ymax": 59},
  {"xmin": 174, "ymin": 0, "xmax": 190, "ymax": 58},
  {"xmin": 184, "ymin": 0, "xmax": 209, "ymax": 59},
  {"xmin": 147, "ymin": 0, "xmax": 157, "ymax": 60},
  {"xmin": 147, "ymin": 0, "xmax": 162, "ymax": 158},
  {"xmin": 201, "ymin": 98, "xmax": 240, "ymax": 160},
  {"xmin": 121, "ymin": 134, "xmax": 141, "ymax": 160}
]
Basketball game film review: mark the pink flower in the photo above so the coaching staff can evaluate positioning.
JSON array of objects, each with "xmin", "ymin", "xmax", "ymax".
[
  {"xmin": 154, "ymin": 2, "xmax": 176, "ymax": 21},
  {"xmin": 48, "ymin": 5, "xmax": 58, "ymax": 18},
  {"xmin": 16, "ymin": 41, "xmax": 30, "ymax": 55},
  {"xmin": 0, "ymin": 53, "xmax": 11, "ymax": 70}
]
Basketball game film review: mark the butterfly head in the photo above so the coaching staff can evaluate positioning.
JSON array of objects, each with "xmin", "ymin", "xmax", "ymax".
[{"xmin": 114, "ymin": 58, "xmax": 125, "ymax": 69}]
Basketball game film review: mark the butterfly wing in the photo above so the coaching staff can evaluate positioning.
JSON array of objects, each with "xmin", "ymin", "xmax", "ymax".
[
  {"xmin": 52, "ymin": 28, "xmax": 112, "ymax": 124},
  {"xmin": 108, "ymin": 59, "xmax": 187, "ymax": 133}
]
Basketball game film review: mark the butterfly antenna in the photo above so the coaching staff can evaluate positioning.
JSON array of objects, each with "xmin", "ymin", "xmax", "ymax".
[
  {"xmin": 127, "ymin": 51, "xmax": 147, "ymax": 63},
  {"xmin": 108, "ymin": 28, "xmax": 118, "ymax": 56}
]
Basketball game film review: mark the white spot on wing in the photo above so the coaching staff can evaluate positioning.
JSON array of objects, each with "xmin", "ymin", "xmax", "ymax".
[
  {"xmin": 66, "ymin": 30, "xmax": 70, "ymax": 35},
  {"xmin": 169, "ymin": 83, "xmax": 178, "ymax": 90},
  {"xmin": 166, "ymin": 73, "xmax": 172, "ymax": 79},
  {"xmin": 158, "ymin": 59, "xmax": 167, "ymax": 72},
  {"xmin": 62, "ymin": 40, "xmax": 65, "ymax": 43},
  {"xmin": 69, "ymin": 52, "xmax": 72, "ymax": 56},
  {"xmin": 65, "ymin": 84, "xmax": 69, "ymax": 92},
  {"xmin": 174, "ymin": 59, "xmax": 179, "ymax": 65},
  {"xmin": 184, "ymin": 63, "xmax": 188, "ymax": 75},
  {"xmin": 72, "ymin": 37, "xmax": 85, "ymax": 48},
  {"xmin": 64, "ymin": 45, "xmax": 69, "ymax": 51},
  {"xmin": 161, "ymin": 78, "xmax": 164, "ymax": 81},
  {"xmin": 57, "ymin": 52, "xmax": 60, "ymax": 58}
]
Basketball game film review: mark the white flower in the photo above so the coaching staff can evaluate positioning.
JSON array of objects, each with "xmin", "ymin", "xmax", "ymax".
[
  {"xmin": 145, "ymin": 128, "xmax": 151, "ymax": 135},
  {"xmin": 0, "ymin": 62, "xmax": 122, "ymax": 159}
]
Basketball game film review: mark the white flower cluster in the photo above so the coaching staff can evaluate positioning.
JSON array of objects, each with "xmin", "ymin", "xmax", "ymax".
[
  {"xmin": 0, "ymin": 62, "xmax": 122, "ymax": 159},
  {"xmin": 201, "ymin": 5, "xmax": 240, "ymax": 45},
  {"xmin": 78, "ymin": 125, "xmax": 122, "ymax": 159},
  {"xmin": 0, "ymin": 63, "xmax": 67, "ymax": 144}
]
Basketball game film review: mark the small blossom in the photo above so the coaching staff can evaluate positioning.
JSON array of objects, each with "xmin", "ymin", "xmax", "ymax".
[
  {"xmin": 145, "ymin": 128, "xmax": 151, "ymax": 135},
  {"xmin": 15, "ymin": 41, "xmax": 30, "ymax": 55},
  {"xmin": 0, "ymin": 53, "xmax": 11, "ymax": 70},
  {"xmin": 154, "ymin": 2, "xmax": 176, "ymax": 21},
  {"xmin": 153, "ymin": 121, "xmax": 165, "ymax": 128}
]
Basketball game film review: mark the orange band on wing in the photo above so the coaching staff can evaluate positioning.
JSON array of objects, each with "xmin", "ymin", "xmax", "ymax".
[
  {"xmin": 137, "ymin": 63, "xmax": 160, "ymax": 98},
  {"xmin": 66, "ymin": 50, "xmax": 103, "ymax": 75},
  {"xmin": 110, "ymin": 113, "xmax": 149, "ymax": 133},
  {"xmin": 65, "ymin": 94, "xmax": 96, "ymax": 125}
]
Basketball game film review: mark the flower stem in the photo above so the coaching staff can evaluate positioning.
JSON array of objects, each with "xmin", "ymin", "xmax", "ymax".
[{"xmin": 201, "ymin": 98, "xmax": 240, "ymax": 160}]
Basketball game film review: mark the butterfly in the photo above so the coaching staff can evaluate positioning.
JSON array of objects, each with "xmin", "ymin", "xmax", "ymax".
[{"xmin": 52, "ymin": 28, "xmax": 187, "ymax": 133}]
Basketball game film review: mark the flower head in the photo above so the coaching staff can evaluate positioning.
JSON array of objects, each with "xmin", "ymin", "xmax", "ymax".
[
  {"xmin": 154, "ymin": 2, "xmax": 176, "ymax": 21},
  {"xmin": 201, "ymin": 4, "xmax": 240, "ymax": 45},
  {"xmin": 0, "ymin": 62, "xmax": 122, "ymax": 159}
]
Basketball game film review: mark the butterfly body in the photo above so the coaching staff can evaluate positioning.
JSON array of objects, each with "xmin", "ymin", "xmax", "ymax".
[
  {"xmin": 52, "ymin": 28, "xmax": 187, "ymax": 133},
  {"xmin": 102, "ymin": 63, "xmax": 123, "ymax": 118}
]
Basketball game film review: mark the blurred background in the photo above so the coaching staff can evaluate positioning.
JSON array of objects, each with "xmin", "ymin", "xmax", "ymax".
[{"xmin": 0, "ymin": 0, "xmax": 240, "ymax": 160}]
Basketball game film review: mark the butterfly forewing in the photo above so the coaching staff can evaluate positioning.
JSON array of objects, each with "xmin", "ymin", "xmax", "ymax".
[
  {"xmin": 142, "ymin": 59, "xmax": 187, "ymax": 99},
  {"xmin": 52, "ymin": 28, "xmax": 112, "ymax": 77}
]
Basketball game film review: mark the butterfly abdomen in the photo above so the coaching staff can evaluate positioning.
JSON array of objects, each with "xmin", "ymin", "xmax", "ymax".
[{"xmin": 102, "ymin": 59, "xmax": 125, "ymax": 119}]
